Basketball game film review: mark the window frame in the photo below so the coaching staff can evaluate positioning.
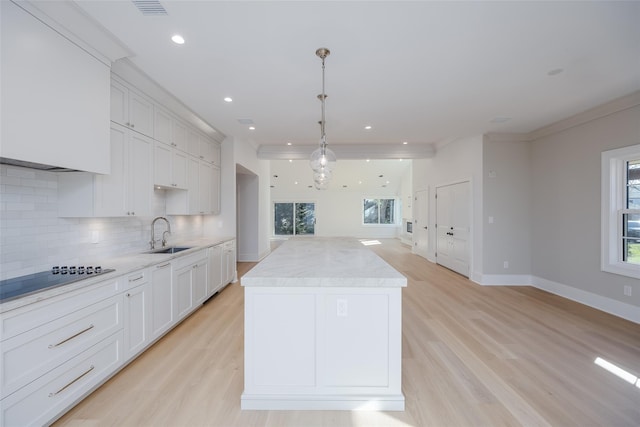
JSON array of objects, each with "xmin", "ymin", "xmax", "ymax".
[
  {"xmin": 601, "ymin": 144, "xmax": 640, "ymax": 279},
  {"xmin": 362, "ymin": 197, "xmax": 397, "ymax": 226},
  {"xmin": 272, "ymin": 201, "xmax": 316, "ymax": 236}
]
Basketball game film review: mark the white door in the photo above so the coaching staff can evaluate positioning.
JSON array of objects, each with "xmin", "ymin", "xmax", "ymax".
[
  {"xmin": 413, "ymin": 189, "xmax": 429, "ymax": 259},
  {"xmin": 436, "ymin": 182, "xmax": 470, "ymax": 277}
]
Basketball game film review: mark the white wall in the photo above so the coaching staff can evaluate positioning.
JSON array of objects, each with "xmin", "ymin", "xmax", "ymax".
[
  {"xmin": 0, "ymin": 165, "xmax": 206, "ymax": 280},
  {"xmin": 270, "ymin": 187, "xmax": 402, "ymax": 239},
  {"xmin": 482, "ymin": 136, "xmax": 532, "ymax": 280},
  {"xmin": 530, "ymin": 103, "xmax": 640, "ymax": 308},
  {"xmin": 413, "ymin": 136, "xmax": 484, "ymax": 278}
]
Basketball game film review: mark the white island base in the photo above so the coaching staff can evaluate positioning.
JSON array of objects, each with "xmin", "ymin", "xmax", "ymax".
[{"xmin": 241, "ymin": 238, "xmax": 406, "ymax": 411}]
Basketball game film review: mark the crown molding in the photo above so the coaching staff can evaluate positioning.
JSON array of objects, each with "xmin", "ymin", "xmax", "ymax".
[
  {"xmin": 257, "ymin": 143, "xmax": 435, "ymax": 160},
  {"xmin": 528, "ymin": 90, "xmax": 640, "ymax": 142}
]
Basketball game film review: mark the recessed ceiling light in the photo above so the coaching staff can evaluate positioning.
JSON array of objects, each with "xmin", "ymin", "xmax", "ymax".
[
  {"xmin": 249, "ymin": 126, "xmax": 255, "ymax": 130},
  {"xmin": 294, "ymin": 181, "xmax": 298, "ymax": 185},
  {"xmin": 402, "ymin": 141, "xmax": 408, "ymax": 145},
  {"xmin": 273, "ymin": 174, "xmax": 278, "ymax": 178},
  {"xmin": 287, "ymin": 142, "xmax": 292, "ymax": 146},
  {"xmin": 171, "ymin": 34, "xmax": 185, "ymax": 45},
  {"xmin": 366, "ymin": 159, "xmax": 370, "ymax": 163},
  {"xmin": 342, "ymin": 185, "xmax": 348, "ymax": 188},
  {"xmin": 288, "ymin": 159, "xmax": 293, "ymax": 163},
  {"xmin": 399, "ymin": 159, "xmax": 403, "ymax": 162},
  {"xmin": 224, "ymin": 97, "xmax": 233, "ymax": 103},
  {"xmin": 358, "ymin": 181, "xmax": 362, "ymax": 184},
  {"xmin": 364, "ymin": 125, "xmax": 372, "ymax": 130}
]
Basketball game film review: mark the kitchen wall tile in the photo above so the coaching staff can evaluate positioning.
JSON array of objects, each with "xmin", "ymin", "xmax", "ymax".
[{"xmin": 0, "ymin": 165, "xmax": 209, "ymax": 280}]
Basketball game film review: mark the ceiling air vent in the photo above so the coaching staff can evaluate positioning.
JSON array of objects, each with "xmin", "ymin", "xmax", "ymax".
[{"xmin": 132, "ymin": 0, "xmax": 168, "ymax": 16}]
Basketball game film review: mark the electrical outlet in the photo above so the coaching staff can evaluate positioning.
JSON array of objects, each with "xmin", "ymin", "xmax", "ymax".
[
  {"xmin": 624, "ymin": 285, "xmax": 632, "ymax": 296},
  {"xmin": 337, "ymin": 299, "xmax": 348, "ymax": 317},
  {"xmin": 503, "ymin": 261, "xmax": 509, "ymax": 269},
  {"xmin": 91, "ymin": 230, "xmax": 100, "ymax": 244}
]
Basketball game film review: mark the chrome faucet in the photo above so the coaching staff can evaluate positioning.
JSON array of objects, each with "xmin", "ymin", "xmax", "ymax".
[{"xmin": 150, "ymin": 217, "xmax": 171, "ymax": 249}]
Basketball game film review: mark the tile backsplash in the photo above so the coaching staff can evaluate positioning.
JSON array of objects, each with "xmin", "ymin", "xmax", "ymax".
[{"xmin": 0, "ymin": 165, "xmax": 205, "ymax": 280}]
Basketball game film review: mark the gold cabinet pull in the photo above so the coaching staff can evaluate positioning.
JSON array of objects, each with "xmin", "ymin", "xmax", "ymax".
[
  {"xmin": 49, "ymin": 365, "xmax": 94, "ymax": 397},
  {"xmin": 48, "ymin": 324, "xmax": 94, "ymax": 349}
]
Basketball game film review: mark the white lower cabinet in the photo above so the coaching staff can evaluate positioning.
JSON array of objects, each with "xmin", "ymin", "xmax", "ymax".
[
  {"xmin": 123, "ymin": 269, "xmax": 151, "ymax": 361},
  {"xmin": 173, "ymin": 251, "xmax": 208, "ymax": 320},
  {"xmin": 1, "ymin": 331, "xmax": 123, "ymax": 427},
  {"xmin": 0, "ymin": 278, "xmax": 123, "ymax": 426},
  {"xmin": 223, "ymin": 240, "xmax": 236, "ymax": 285},
  {"xmin": 208, "ymin": 244, "xmax": 223, "ymax": 296},
  {"xmin": 150, "ymin": 261, "xmax": 173, "ymax": 340}
]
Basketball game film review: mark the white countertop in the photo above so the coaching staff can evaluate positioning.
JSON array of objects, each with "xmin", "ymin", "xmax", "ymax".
[
  {"xmin": 0, "ymin": 236, "xmax": 234, "ymax": 313},
  {"xmin": 241, "ymin": 237, "xmax": 407, "ymax": 288}
]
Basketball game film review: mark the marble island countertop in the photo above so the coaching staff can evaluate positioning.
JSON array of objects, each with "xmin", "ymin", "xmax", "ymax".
[
  {"xmin": 242, "ymin": 237, "xmax": 407, "ymax": 288},
  {"xmin": 0, "ymin": 236, "xmax": 234, "ymax": 313}
]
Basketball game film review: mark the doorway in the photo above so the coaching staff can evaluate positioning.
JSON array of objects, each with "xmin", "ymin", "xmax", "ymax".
[
  {"xmin": 236, "ymin": 164, "xmax": 259, "ymax": 261},
  {"xmin": 436, "ymin": 181, "xmax": 470, "ymax": 277}
]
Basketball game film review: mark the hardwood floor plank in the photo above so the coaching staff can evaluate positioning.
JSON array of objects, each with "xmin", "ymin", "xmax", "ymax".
[{"xmin": 54, "ymin": 239, "xmax": 640, "ymax": 426}]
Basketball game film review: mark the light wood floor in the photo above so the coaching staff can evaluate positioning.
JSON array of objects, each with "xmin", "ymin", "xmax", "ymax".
[{"xmin": 55, "ymin": 239, "xmax": 640, "ymax": 426}]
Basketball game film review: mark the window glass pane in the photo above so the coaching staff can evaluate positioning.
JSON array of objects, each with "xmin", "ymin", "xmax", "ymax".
[
  {"xmin": 274, "ymin": 203, "xmax": 293, "ymax": 235},
  {"xmin": 380, "ymin": 199, "xmax": 395, "ymax": 224},
  {"xmin": 295, "ymin": 203, "xmax": 315, "ymax": 235},
  {"xmin": 627, "ymin": 160, "xmax": 640, "ymax": 209},
  {"xmin": 363, "ymin": 199, "xmax": 379, "ymax": 224},
  {"xmin": 623, "ymin": 213, "xmax": 640, "ymax": 264}
]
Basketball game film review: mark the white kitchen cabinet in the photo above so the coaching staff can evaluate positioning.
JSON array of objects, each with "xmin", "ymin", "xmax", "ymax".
[
  {"xmin": 150, "ymin": 261, "xmax": 173, "ymax": 340},
  {"xmin": 223, "ymin": 240, "xmax": 236, "ymax": 285},
  {"xmin": 0, "ymin": 276, "xmax": 123, "ymax": 426},
  {"xmin": 154, "ymin": 107, "xmax": 188, "ymax": 152},
  {"xmin": 153, "ymin": 141, "xmax": 188, "ymax": 189},
  {"xmin": 58, "ymin": 123, "xmax": 153, "ymax": 217},
  {"xmin": 166, "ymin": 157, "xmax": 219, "ymax": 215},
  {"xmin": 123, "ymin": 269, "xmax": 151, "ymax": 361},
  {"xmin": 173, "ymin": 251, "xmax": 208, "ymax": 320},
  {"xmin": 110, "ymin": 79, "xmax": 154, "ymax": 138},
  {"xmin": 208, "ymin": 244, "xmax": 224, "ymax": 296},
  {"xmin": 0, "ymin": 1, "xmax": 110, "ymax": 174}
]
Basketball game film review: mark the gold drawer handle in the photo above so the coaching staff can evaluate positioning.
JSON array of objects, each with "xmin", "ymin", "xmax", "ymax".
[
  {"xmin": 49, "ymin": 365, "xmax": 94, "ymax": 397},
  {"xmin": 48, "ymin": 324, "xmax": 94, "ymax": 349}
]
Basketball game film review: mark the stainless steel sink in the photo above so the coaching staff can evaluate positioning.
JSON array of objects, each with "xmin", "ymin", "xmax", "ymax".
[{"xmin": 145, "ymin": 246, "xmax": 192, "ymax": 254}]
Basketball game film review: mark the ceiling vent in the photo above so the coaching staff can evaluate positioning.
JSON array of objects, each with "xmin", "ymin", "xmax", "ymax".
[{"xmin": 132, "ymin": 0, "xmax": 168, "ymax": 16}]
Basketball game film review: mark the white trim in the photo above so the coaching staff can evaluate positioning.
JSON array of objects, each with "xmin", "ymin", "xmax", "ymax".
[
  {"xmin": 474, "ymin": 274, "xmax": 533, "ymax": 286},
  {"xmin": 241, "ymin": 393, "xmax": 405, "ymax": 411},
  {"xmin": 601, "ymin": 144, "xmax": 640, "ymax": 279},
  {"xmin": 470, "ymin": 273, "xmax": 639, "ymax": 324},
  {"xmin": 532, "ymin": 276, "xmax": 640, "ymax": 324}
]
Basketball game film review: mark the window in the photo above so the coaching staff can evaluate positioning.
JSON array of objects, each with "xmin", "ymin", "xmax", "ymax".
[
  {"xmin": 363, "ymin": 198, "xmax": 396, "ymax": 225},
  {"xmin": 601, "ymin": 144, "xmax": 640, "ymax": 278},
  {"xmin": 274, "ymin": 202, "xmax": 315, "ymax": 236}
]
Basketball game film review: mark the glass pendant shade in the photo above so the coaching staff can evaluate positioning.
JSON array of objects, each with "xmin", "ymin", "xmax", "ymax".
[
  {"xmin": 309, "ymin": 145, "xmax": 336, "ymax": 173},
  {"xmin": 313, "ymin": 169, "xmax": 332, "ymax": 183}
]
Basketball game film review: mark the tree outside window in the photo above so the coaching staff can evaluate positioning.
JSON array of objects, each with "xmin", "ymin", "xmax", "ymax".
[
  {"xmin": 363, "ymin": 198, "xmax": 396, "ymax": 225},
  {"xmin": 274, "ymin": 202, "xmax": 315, "ymax": 235}
]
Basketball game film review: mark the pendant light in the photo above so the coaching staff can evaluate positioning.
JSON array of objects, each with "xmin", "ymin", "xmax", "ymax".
[{"xmin": 310, "ymin": 47, "xmax": 336, "ymax": 189}]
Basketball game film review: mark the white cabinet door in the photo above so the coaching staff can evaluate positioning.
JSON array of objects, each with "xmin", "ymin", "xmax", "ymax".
[
  {"xmin": 172, "ymin": 119, "xmax": 188, "ymax": 152},
  {"xmin": 223, "ymin": 240, "xmax": 236, "ymax": 285},
  {"xmin": 128, "ymin": 91, "xmax": 154, "ymax": 137},
  {"xmin": 150, "ymin": 262, "xmax": 173, "ymax": 340},
  {"xmin": 153, "ymin": 141, "xmax": 173, "ymax": 187},
  {"xmin": 174, "ymin": 265, "xmax": 194, "ymax": 320},
  {"xmin": 208, "ymin": 244, "xmax": 223, "ymax": 295},
  {"xmin": 172, "ymin": 150, "xmax": 188, "ymax": 189},
  {"xmin": 94, "ymin": 124, "xmax": 128, "ymax": 216},
  {"xmin": 110, "ymin": 80, "xmax": 129, "ymax": 128},
  {"xmin": 128, "ymin": 131, "xmax": 153, "ymax": 217},
  {"xmin": 193, "ymin": 260, "xmax": 208, "ymax": 305},
  {"xmin": 211, "ymin": 166, "xmax": 221, "ymax": 215},
  {"xmin": 154, "ymin": 107, "xmax": 172, "ymax": 145},
  {"xmin": 198, "ymin": 161, "xmax": 213, "ymax": 214},
  {"xmin": 187, "ymin": 128, "xmax": 201, "ymax": 157},
  {"xmin": 123, "ymin": 270, "xmax": 151, "ymax": 360}
]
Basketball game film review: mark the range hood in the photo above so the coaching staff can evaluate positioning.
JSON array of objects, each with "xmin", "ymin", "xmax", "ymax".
[{"xmin": 0, "ymin": 157, "xmax": 80, "ymax": 172}]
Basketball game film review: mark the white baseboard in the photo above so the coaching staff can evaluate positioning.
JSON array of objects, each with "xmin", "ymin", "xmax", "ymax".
[
  {"xmin": 474, "ymin": 274, "xmax": 639, "ymax": 324},
  {"xmin": 476, "ymin": 274, "xmax": 533, "ymax": 286},
  {"xmin": 533, "ymin": 276, "xmax": 640, "ymax": 324},
  {"xmin": 241, "ymin": 393, "xmax": 405, "ymax": 411}
]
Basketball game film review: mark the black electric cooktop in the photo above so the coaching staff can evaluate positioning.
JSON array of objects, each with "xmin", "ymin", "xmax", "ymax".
[{"xmin": 0, "ymin": 267, "xmax": 115, "ymax": 303}]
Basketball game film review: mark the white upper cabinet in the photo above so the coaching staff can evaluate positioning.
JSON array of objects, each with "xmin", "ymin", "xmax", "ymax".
[
  {"xmin": 0, "ymin": 1, "xmax": 110, "ymax": 174},
  {"xmin": 154, "ymin": 106, "xmax": 188, "ymax": 152},
  {"xmin": 58, "ymin": 123, "xmax": 153, "ymax": 217},
  {"xmin": 111, "ymin": 79, "xmax": 154, "ymax": 138}
]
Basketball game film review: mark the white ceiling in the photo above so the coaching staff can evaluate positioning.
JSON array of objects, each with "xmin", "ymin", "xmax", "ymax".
[{"xmin": 50, "ymin": 1, "xmax": 640, "ymax": 191}]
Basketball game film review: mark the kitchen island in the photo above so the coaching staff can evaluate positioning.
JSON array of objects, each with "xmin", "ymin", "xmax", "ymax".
[{"xmin": 241, "ymin": 237, "xmax": 407, "ymax": 411}]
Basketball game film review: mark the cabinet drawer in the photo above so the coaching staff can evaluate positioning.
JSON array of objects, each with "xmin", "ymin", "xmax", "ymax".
[
  {"xmin": 0, "ymin": 331, "xmax": 123, "ymax": 427},
  {"xmin": 172, "ymin": 250, "xmax": 207, "ymax": 270},
  {"xmin": 1, "ymin": 295, "xmax": 123, "ymax": 398},
  {"xmin": 1, "ymin": 278, "xmax": 120, "ymax": 340},
  {"xmin": 122, "ymin": 268, "xmax": 148, "ymax": 291}
]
